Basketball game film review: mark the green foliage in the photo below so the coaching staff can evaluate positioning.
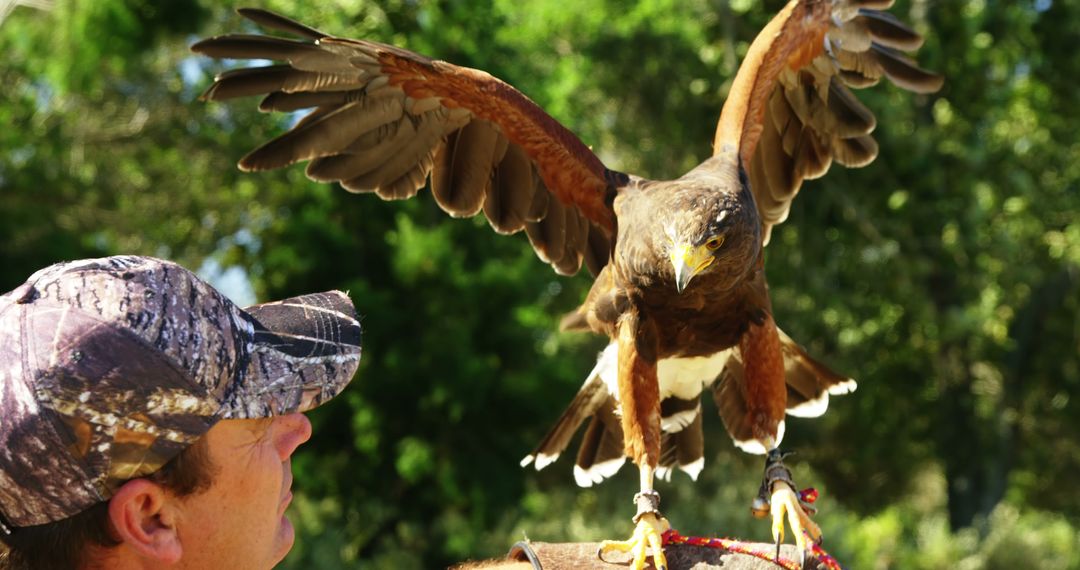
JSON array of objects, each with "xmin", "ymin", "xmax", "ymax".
[{"xmin": 2, "ymin": 0, "xmax": 1078, "ymax": 568}]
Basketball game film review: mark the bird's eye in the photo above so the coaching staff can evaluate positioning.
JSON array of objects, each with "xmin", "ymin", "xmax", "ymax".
[{"xmin": 705, "ymin": 236, "xmax": 724, "ymax": 250}]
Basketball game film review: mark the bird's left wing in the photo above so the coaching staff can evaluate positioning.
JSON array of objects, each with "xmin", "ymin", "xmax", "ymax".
[
  {"xmin": 192, "ymin": 8, "xmax": 622, "ymax": 276},
  {"xmin": 712, "ymin": 0, "xmax": 943, "ymax": 244}
]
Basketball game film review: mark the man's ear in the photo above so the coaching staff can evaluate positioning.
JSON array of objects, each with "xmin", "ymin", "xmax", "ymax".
[{"xmin": 107, "ymin": 478, "xmax": 183, "ymax": 563}]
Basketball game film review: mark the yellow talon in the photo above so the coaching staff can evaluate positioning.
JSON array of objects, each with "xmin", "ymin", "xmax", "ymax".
[
  {"xmin": 598, "ymin": 512, "xmax": 670, "ymax": 570},
  {"xmin": 769, "ymin": 481, "xmax": 822, "ymax": 563}
]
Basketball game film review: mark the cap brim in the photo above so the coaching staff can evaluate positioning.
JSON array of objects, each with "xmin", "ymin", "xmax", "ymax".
[{"xmin": 218, "ymin": 291, "xmax": 361, "ymax": 419}]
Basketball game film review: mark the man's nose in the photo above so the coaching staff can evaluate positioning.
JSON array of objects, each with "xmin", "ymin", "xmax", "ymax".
[{"xmin": 275, "ymin": 413, "xmax": 312, "ymax": 459}]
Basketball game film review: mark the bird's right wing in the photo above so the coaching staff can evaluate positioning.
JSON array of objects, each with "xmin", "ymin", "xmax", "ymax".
[{"xmin": 192, "ymin": 8, "xmax": 623, "ymax": 276}]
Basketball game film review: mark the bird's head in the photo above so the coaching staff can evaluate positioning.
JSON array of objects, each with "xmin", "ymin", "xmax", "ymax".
[{"xmin": 663, "ymin": 194, "xmax": 757, "ymax": 293}]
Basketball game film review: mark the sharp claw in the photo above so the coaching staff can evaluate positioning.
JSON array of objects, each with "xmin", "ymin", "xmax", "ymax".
[
  {"xmin": 775, "ymin": 534, "xmax": 782, "ymax": 562},
  {"xmin": 597, "ymin": 514, "xmax": 668, "ymax": 570},
  {"xmin": 645, "ymin": 522, "xmax": 667, "ymax": 570}
]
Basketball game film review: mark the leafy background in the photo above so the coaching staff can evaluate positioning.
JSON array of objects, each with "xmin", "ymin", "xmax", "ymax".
[{"xmin": 2, "ymin": 0, "xmax": 1078, "ymax": 568}]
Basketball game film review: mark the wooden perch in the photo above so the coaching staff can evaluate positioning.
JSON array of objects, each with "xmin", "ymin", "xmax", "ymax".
[{"xmin": 454, "ymin": 540, "xmax": 829, "ymax": 570}]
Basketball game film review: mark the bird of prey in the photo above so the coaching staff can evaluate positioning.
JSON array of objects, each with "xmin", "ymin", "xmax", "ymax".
[{"xmin": 193, "ymin": 2, "xmax": 941, "ymax": 567}]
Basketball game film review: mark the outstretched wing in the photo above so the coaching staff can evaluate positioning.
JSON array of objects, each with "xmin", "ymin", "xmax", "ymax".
[
  {"xmin": 713, "ymin": 0, "xmax": 943, "ymax": 244},
  {"xmin": 192, "ymin": 8, "xmax": 621, "ymax": 276}
]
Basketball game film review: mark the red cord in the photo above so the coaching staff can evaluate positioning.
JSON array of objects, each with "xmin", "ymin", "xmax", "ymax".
[{"xmin": 660, "ymin": 488, "xmax": 842, "ymax": 570}]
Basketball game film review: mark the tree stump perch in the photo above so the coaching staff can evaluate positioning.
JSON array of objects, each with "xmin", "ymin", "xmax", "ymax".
[{"xmin": 454, "ymin": 540, "xmax": 829, "ymax": 569}]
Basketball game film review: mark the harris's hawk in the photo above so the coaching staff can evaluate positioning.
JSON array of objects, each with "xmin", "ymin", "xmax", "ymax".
[{"xmin": 192, "ymin": 2, "xmax": 941, "ymax": 567}]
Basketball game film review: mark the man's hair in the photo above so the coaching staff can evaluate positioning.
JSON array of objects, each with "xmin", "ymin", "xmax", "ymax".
[{"xmin": 0, "ymin": 435, "xmax": 217, "ymax": 570}]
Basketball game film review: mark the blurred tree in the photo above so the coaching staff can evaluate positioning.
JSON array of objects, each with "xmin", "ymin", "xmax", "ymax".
[{"xmin": 1, "ymin": 0, "xmax": 1078, "ymax": 568}]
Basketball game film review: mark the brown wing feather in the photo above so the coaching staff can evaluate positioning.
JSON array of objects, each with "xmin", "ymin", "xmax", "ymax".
[
  {"xmin": 191, "ymin": 8, "xmax": 620, "ymax": 276},
  {"xmin": 713, "ymin": 0, "xmax": 942, "ymax": 244}
]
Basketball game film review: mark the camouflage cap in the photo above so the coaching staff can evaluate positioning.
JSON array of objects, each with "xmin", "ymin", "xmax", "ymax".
[{"xmin": 0, "ymin": 256, "xmax": 362, "ymax": 531}]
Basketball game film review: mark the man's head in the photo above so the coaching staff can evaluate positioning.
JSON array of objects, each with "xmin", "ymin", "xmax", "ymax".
[{"xmin": 0, "ymin": 256, "xmax": 362, "ymax": 568}]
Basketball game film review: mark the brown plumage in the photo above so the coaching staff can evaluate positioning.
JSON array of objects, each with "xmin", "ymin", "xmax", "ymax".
[{"xmin": 193, "ymin": 1, "xmax": 940, "ymax": 563}]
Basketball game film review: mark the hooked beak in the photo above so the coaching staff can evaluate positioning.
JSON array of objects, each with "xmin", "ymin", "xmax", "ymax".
[{"xmin": 670, "ymin": 243, "xmax": 714, "ymax": 293}]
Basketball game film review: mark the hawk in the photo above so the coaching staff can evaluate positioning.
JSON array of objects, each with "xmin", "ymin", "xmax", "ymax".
[{"xmin": 193, "ymin": 2, "xmax": 941, "ymax": 567}]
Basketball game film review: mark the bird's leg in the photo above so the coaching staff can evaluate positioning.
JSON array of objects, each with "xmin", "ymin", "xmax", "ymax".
[
  {"xmin": 597, "ymin": 313, "xmax": 668, "ymax": 569},
  {"xmin": 598, "ymin": 463, "xmax": 670, "ymax": 570},
  {"xmin": 750, "ymin": 449, "xmax": 822, "ymax": 566}
]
